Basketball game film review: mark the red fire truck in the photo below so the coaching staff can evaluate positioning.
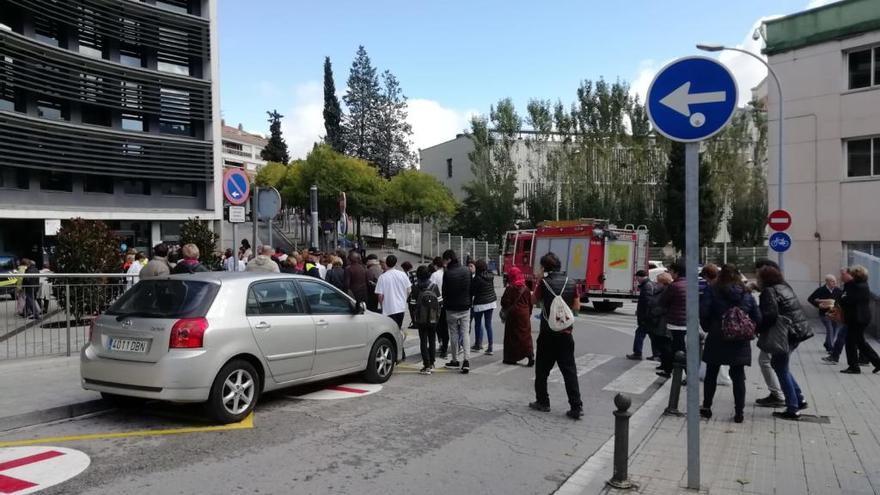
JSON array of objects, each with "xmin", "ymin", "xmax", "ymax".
[{"xmin": 501, "ymin": 219, "xmax": 649, "ymax": 311}]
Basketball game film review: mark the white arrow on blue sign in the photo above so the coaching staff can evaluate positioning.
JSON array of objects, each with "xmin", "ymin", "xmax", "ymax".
[
  {"xmin": 647, "ymin": 56, "xmax": 738, "ymax": 143},
  {"xmin": 769, "ymin": 232, "xmax": 792, "ymax": 253}
]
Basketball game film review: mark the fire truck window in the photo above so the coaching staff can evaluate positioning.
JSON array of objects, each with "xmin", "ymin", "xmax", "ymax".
[{"xmin": 522, "ymin": 240, "xmax": 532, "ymax": 252}]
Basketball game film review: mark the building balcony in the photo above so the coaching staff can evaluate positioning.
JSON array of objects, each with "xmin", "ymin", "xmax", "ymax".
[{"xmin": 222, "ymin": 147, "xmax": 252, "ymax": 158}]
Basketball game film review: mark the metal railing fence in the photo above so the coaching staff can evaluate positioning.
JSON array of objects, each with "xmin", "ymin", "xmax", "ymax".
[{"xmin": 0, "ymin": 274, "xmax": 136, "ymax": 361}]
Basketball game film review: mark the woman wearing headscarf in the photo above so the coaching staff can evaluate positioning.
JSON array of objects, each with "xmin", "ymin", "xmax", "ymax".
[{"xmin": 501, "ymin": 267, "xmax": 534, "ymax": 366}]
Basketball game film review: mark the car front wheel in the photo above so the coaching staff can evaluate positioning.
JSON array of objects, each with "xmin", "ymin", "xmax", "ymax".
[
  {"xmin": 207, "ymin": 359, "xmax": 259, "ymax": 424},
  {"xmin": 363, "ymin": 337, "xmax": 395, "ymax": 384}
]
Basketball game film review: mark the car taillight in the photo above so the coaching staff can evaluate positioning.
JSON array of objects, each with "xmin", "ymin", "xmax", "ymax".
[{"xmin": 170, "ymin": 318, "xmax": 208, "ymax": 349}]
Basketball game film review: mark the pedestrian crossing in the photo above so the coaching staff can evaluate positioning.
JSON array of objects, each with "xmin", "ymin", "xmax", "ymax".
[
  {"xmin": 602, "ymin": 359, "xmax": 659, "ymax": 395},
  {"xmin": 547, "ymin": 353, "xmax": 615, "ymax": 383},
  {"xmin": 580, "ymin": 304, "xmax": 638, "ymax": 336}
]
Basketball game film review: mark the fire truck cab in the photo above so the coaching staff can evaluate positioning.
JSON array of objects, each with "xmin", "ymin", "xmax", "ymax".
[{"xmin": 501, "ymin": 220, "xmax": 649, "ymax": 312}]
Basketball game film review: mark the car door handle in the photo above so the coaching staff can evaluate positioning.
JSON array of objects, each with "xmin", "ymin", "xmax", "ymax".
[
  {"xmin": 254, "ymin": 322, "xmax": 271, "ymax": 330},
  {"xmin": 315, "ymin": 319, "xmax": 329, "ymax": 328}
]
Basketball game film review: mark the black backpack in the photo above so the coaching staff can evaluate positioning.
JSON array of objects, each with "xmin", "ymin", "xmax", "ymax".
[{"xmin": 414, "ymin": 283, "xmax": 440, "ymax": 326}]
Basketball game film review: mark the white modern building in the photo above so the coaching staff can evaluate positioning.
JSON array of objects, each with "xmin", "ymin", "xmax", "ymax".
[
  {"xmin": 222, "ymin": 121, "xmax": 267, "ymax": 175},
  {"xmin": 0, "ymin": 0, "xmax": 222, "ymax": 257},
  {"xmin": 764, "ymin": 0, "xmax": 880, "ymax": 298}
]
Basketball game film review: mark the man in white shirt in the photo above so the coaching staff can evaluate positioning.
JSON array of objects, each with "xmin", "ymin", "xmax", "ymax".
[{"xmin": 374, "ymin": 255, "xmax": 412, "ymax": 330}]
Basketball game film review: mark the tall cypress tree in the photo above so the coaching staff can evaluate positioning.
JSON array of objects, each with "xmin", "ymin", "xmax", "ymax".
[
  {"xmin": 260, "ymin": 110, "xmax": 290, "ymax": 164},
  {"xmin": 322, "ymin": 57, "xmax": 345, "ymax": 154},
  {"xmin": 343, "ymin": 45, "xmax": 381, "ymax": 161}
]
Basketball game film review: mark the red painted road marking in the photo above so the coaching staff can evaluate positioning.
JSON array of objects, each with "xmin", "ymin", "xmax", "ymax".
[
  {"xmin": 0, "ymin": 450, "xmax": 64, "ymax": 494},
  {"xmin": 327, "ymin": 385, "xmax": 368, "ymax": 394}
]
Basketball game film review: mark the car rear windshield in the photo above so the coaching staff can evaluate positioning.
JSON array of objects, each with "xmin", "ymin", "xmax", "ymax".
[{"xmin": 106, "ymin": 280, "xmax": 219, "ymax": 319}]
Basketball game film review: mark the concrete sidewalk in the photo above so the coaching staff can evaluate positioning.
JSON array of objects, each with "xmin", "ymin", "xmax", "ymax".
[
  {"xmin": 0, "ymin": 355, "xmax": 103, "ymax": 431},
  {"xmin": 605, "ymin": 329, "xmax": 880, "ymax": 495}
]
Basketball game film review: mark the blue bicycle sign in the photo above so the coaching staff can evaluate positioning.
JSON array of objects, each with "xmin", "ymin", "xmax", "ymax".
[{"xmin": 769, "ymin": 232, "xmax": 791, "ymax": 253}]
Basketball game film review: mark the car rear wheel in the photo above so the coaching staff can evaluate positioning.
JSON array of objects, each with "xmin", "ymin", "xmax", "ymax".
[
  {"xmin": 207, "ymin": 359, "xmax": 259, "ymax": 424},
  {"xmin": 363, "ymin": 337, "xmax": 395, "ymax": 384}
]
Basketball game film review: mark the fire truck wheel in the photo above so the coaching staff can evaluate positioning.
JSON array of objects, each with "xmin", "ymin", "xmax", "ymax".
[{"xmin": 592, "ymin": 301, "xmax": 620, "ymax": 313}]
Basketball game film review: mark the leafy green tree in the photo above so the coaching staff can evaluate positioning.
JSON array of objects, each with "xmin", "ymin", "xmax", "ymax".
[
  {"xmin": 454, "ymin": 100, "xmax": 521, "ymax": 244},
  {"xmin": 54, "ymin": 218, "xmax": 121, "ymax": 321},
  {"xmin": 260, "ymin": 110, "xmax": 290, "ymax": 164},
  {"xmin": 254, "ymin": 161, "xmax": 288, "ymax": 188},
  {"xmin": 373, "ymin": 70, "xmax": 416, "ymax": 178},
  {"xmin": 281, "ymin": 145, "xmax": 383, "ymax": 229},
  {"xmin": 323, "ymin": 57, "xmax": 345, "ymax": 154},
  {"xmin": 179, "ymin": 218, "xmax": 220, "ymax": 268},
  {"xmin": 384, "ymin": 170, "xmax": 457, "ymax": 220},
  {"xmin": 727, "ymin": 101, "xmax": 768, "ymax": 246},
  {"xmin": 343, "ymin": 45, "xmax": 381, "ymax": 161},
  {"xmin": 663, "ymin": 140, "xmax": 721, "ymax": 252}
]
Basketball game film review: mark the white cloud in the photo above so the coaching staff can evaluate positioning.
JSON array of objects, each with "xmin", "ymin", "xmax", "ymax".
[
  {"xmin": 630, "ymin": 59, "xmax": 668, "ymax": 102},
  {"xmin": 407, "ymin": 99, "xmax": 477, "ymax": 152},
  {"xmin": 277, "ymin": 83, "xmax": 476, "ymax": 160},
  {"xmin": 279, "ymin": 81, "xmax": 325, "ymax": 160},
  {"xmin": 806, "ymin": 0, "xmax": 842, "ymax": 8}
]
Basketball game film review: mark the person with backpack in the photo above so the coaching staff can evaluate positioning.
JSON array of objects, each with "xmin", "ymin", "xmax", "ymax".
[
  {"xmin": 470, "ymin": 259, "xmax": 497, "ymax": 355},
  {"xmin": 530, "ymin": 252, "xmax": 583, "ymax": 420},
  {"xmin": 429, "ymin": 257, "xmax": 449, "ymax": 358},
  {"xmin": 409, "ymin": 265, "xmax": 442, "ymax": 374},
  {"xmin": 756, "ymin": 264, "xmax": 812, "ymax": 420},
  {"xmin": 501, "ymin": 266, "xmax": 534, "ymax": 366},
  {"xmin": 698, "ymin": 264, "xmax": 760, "ymax": 423}
]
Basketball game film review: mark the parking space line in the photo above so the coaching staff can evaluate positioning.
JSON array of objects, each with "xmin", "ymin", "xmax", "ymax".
[{"xmin": 0, "ymin": 413, "xmax": 254, "ymax": 448}]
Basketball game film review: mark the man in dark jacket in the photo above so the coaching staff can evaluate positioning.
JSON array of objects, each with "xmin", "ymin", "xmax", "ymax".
[
  {"xmin": 627, "ymin": 270, "xmax": 656, "ymax": 360},
  {"xmin": 838, "ymin": 266, "xmax": 880, "ymax": 374},
  {"xmin": 22, "ymin": 259, "xmax": 41, "ymax": 320},
  {"xmin": 530, "ymin": 252, "xmax": 582, "ymax": 419},
  {"xmin": 808, "ymin": 274, "xmax": 843, "ymax": 353},
  {"xmin": 441, "ymin": 250, "xmax": 472, "ymax": 374},
  {"xmin": 344, "ymin": 252, "xmax": 369, "ymax": 306}
]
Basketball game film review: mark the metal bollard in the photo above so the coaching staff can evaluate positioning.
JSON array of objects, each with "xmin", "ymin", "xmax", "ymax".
[
  {"xmin": 664, "ymin": 351, "xmax": 686, "ymax": 416},
  {"xmin": 607, "ymin": 393, "xmax": 638, "ymax": 490}
]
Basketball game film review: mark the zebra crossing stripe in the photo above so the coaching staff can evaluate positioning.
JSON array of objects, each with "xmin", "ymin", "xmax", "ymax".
[
  {"xmin": 602, "ymin": 359, "xmax": 659, "ymax": 395},
  {"xmin": 547, "ymin": 354, "xmax": 615, "ymax": 383}
]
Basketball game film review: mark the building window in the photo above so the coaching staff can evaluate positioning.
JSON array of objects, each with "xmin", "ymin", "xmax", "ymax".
[
  {"xmin": 33, "ymin": 17, "xmax": 61, "ymax": 47},
  {"xmin": 161, "ymin": 181, "xmax": 197, "ymax": 197},
  {"xmin": 39, "ymin": 171, "xmax": 73, "ymax": 192},
  {"xmin": 121, "ymin": 114, "xmax": 144, "ymax": 132},
  {"xmin": 119, "ymin": 45, "xmax": 144, "ymax": 68},
  {"xmin": 848, "ymin": 47, "xmax": 880, "ymax": 90},
  {"xmin": 846, "ymin": 137, "xmax": 880, "ymax": 178},
  {"xmin": 83, "ymin": 175, "xmax": 114, "ymax": 194},
  {"xmin": 81, "ymin": 104, "xmax": 111, "ymax": 127},
  {"xmin": 37, "ymin": 99, "xmax": 68, "ymax": 121},
  {"xmin": 844, "ymin": 242, "xmax": 880, "ymax": 265},
  {"xmin": 122, "ymin": 179, "xmax": 151, "ymax": 195},
  {"xmin": 154, "ymin": 0, "xmax": 190, "ymax": 15},
  {"xmin": 0, "ymin": 167, "xmax": 29, "ymax": 189},
  {"xmin": 447, "ymin": 158, "xmax": 453, "ymax": 178}
]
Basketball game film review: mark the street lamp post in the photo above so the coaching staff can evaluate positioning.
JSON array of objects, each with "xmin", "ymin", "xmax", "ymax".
[{"xmin": 697, "ymin": 43, "xmax": 784, "ymax": 271}]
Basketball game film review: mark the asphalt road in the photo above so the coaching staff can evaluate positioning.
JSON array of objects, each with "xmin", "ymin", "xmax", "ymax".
[{"xmin": 0, "ymin": 302, "xmax": 668, "ymax": 495}]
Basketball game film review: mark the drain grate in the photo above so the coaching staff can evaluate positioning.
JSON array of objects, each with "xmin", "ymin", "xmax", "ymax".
[{"xmin": 794, "ymin": 414, "xmax": 831, "ymax": 424}]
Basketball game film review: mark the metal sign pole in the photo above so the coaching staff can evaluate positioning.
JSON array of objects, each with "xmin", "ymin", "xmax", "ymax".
[
  {"xmin": 685, "ymin": 141, "xmax": 701, "ymax": 490},
  {"xmin": 252, "ymin": 188, "xmax": 259, "ymax": 251},
  {"xmin": 231, "ymin": 218, "xmax": 237, "ymax": 272},
  {"xmin": 310, "ymin": 185, "xmax": 319, "ymax": 250}
]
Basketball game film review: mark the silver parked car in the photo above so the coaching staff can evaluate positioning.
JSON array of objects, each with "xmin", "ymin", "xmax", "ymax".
[{"xmin": 81, "ymin": 272, "xmax": 404, "ymax": 423}]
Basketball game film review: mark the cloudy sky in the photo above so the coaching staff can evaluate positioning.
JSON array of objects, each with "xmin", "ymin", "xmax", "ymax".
[{"xmin": 218, "ymin": 0, "xmax": 842, "ymax": 160}]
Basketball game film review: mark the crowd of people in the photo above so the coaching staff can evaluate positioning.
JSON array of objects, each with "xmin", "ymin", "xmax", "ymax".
[{"xmin": 626, "ymin": 259, "xmax": 879, "ymax": 422}]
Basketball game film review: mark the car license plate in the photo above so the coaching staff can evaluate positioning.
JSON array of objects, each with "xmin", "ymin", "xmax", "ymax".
[{"xmin": 109, "ymin": 337, "xmax": 148, "ymax": 353}]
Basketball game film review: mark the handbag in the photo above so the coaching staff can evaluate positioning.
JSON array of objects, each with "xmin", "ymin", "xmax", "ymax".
[{"xmin": 757, "ymin": 315, "xmax": 791, "ymax": 355}]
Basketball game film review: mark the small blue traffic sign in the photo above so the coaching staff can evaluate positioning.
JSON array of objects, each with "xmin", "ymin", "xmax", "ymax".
[
  {"xmin": 769, "ymin": 232, "xmax": 792, "ymax": 253},
  {"xmin": 223, "ymin": 168, "xmax": 250, "ymax": 206},
  {"xmin": 647, "ymin": 57, "xmax": 738, "ymax": 142}
]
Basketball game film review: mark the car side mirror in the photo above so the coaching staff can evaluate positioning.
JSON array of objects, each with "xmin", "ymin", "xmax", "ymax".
[{"xmin": 353, "ymin": 301, "xmax": 366, "ymax": 315}]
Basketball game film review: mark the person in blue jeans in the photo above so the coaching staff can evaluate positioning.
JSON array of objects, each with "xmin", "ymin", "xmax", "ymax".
[
  {"xmin": 470, "ymin": 260, "xmax": 497, "ymax": 355},
  {"xmin": 807, "ymin": 274, "xmax": 842, "ymax": 352},
  {"xmin": 757, "ymin": 265, "xmax": 809, "ymax": 420}
]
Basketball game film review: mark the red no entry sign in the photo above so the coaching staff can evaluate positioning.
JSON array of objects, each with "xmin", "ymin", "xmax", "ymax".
[{"xmin": 767, "ymin": 209, "xmax": 792, "ymax": 232}]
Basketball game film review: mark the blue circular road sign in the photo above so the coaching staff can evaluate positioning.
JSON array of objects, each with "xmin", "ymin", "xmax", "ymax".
[
  {"xmin": 223, "ymin": 168, "xmax": 251, "ymax": 206},
  {"xmin": 647, "ymin": 56, "xmax": 738, "ymax": 142},
  {"xmin": 769, "ymin": 232, "xmax": 792, "ymax": 253}
]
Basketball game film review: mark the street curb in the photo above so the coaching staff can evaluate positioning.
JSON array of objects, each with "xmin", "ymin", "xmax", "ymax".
[
  {"xmin": 0, "ymin": 399, "xmax": 110, "ymax": 432},
  {"xmin": 554, "ymin": 379, "xmax": 672, "ymax": 495}
]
